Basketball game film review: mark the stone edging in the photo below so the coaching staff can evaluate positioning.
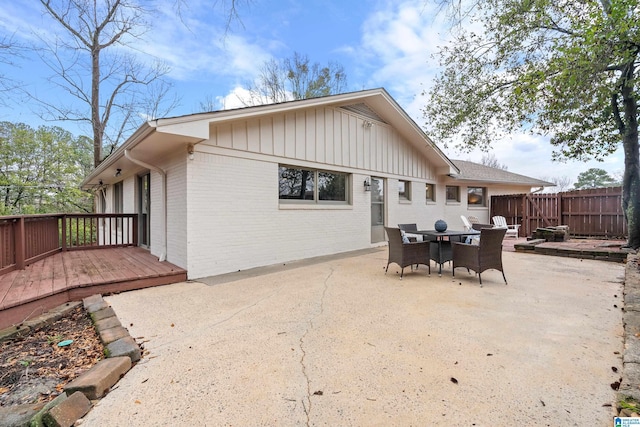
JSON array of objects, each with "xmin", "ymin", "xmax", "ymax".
[
  {"xmin": 617, "ymin": 254, "xmax": 640, "ymax": 417},
  {"xmin": 0, "ymin": 294, "xmax": 139, "ymax": 427}
]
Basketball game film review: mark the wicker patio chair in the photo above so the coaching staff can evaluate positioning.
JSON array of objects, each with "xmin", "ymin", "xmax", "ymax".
[
  {"xmin": 384, "ymin": 227, "xmax": 431, "ymax": 278},
  {"xmin": 398, "ymin": 223, "xmax": 419, "ymax": 242},
  {"xmin": 451, "ymin": 227, "xmax": 507, "ymax": 287}
]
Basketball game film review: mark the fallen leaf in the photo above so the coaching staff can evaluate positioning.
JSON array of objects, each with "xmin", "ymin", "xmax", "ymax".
[
  {"xmin": 313, "ymin": 390, "xmax": 323, "ymax": 396},
  {"xmin": 135, "ymin": 399, "xmax": 141, "ymax": 404},
  {"xmin": 450, "ymin": 377, "xmax": 458, "ymax": 384},
  {"xmin": 0, "ymin": 387, "xmax": 9, "ymax": 394},
  {"xmin": 170, "ymin": 323, "xmax": 174, "ymax": 327},
  {"xmin": 612, "ymin": 366, "xmax": 618, "ymax": 373}
]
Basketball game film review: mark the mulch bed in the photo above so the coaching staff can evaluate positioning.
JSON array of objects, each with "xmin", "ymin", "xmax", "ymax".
[{"xmin": 0, "ymin": 306, "xmax": 103, "ymax": 407}]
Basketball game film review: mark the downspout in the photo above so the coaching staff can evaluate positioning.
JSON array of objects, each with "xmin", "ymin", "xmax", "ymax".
[{"xmin": 124, "ymin": 149, "xmax": 167, "ymax": 262}]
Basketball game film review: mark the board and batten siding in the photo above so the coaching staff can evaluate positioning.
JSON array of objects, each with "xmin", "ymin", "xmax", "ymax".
[{"xmin": 206, "ymin": 106, "xmax": 438, "ymax": 180}]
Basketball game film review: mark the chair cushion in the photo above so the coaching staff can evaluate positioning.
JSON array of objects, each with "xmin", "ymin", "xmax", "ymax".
[{"xmin": 400, "ymin": 230, "xmax": 410, "ymax": 244}]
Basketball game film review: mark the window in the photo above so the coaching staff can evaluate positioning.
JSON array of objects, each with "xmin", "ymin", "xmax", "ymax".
[
  {"xmin": 446, "ymin": 185, "xmax": 460, "ymax": 202},
  {"xmin": 467, "ymin": 187, "xmax": 487, "ymax": 206},
  {"xmin": 113, "ymin": 181, "xmax": 123, "ymax": 213},
  {"xmin": 425, "ymin": 183, "xmax": 435, "ymax": 202},
  {"xmin": 398, "ymin": 180, "xmax": 411, "ymax": 201},
  {"xmin": 279, "ymin": 165, "xmax": 348, "ymax": 203}
]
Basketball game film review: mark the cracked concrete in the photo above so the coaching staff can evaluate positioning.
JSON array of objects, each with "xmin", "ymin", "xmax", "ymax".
[{"xmin": 79, "ymin": 248, "xmax": 624, "ymax": 426}]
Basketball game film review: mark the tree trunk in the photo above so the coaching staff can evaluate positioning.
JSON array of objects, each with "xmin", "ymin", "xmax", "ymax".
[
  {"xmin": 621, "ymin": 64, "xmax": 640, "ymax": 249},
  {"xmin": 92, "ymin": 47, "xmax": 101, "ymax": 167}
]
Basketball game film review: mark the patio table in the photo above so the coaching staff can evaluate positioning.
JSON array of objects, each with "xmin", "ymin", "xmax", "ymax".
[{"xmin": 412, "ymin": 229, "xmax": 480, "ymax": 275}]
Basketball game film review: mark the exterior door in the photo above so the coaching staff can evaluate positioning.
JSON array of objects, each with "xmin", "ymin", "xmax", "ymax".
[
  {"xmin": 138, "ymin": 173, "xmax": 150, "ymax": 248},
  {"xmin": 370, "ymin": 177, "xmax": 385, "ymax": 243}
]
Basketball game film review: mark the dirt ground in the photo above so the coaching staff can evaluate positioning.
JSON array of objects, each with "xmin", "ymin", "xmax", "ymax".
[{"xmin": 0, "ymin": 306, "xmax": 103, "ymax": 407}]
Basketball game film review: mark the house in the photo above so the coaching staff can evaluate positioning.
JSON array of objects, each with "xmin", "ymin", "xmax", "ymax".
[{"xmin": 81, "ymin": 88, "xmax": 552, "ymax": 279}]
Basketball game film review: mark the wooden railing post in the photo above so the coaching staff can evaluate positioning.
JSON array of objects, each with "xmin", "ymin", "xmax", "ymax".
[
  {"xmin": 61, "ymin": 214, "xmax": 67, "ymax": 252},
  {"xmin": 132, "ymin": 214, "xmax": 138, "ymax": 246},
  {"xmin": 14, "ymin": 216, "xmax": 25, "ymax": 270}
]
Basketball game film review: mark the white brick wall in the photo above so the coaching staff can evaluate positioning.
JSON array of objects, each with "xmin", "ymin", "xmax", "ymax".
[
  {"xmin": 185, "ymin": 151, "xmax": 372, "ymax": 279},
  {"xmin": 153, "ymin": 152, "xmax": 187, "ymax": 268}
]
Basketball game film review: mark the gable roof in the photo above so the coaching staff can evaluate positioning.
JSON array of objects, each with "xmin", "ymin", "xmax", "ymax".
[
  {"xmin": 82, "ymin": 88, "xmax": 458, "ymax": 188},
  {"xmin": 451, "ymin": 159, "xmax": 554, "ymax": 187}
]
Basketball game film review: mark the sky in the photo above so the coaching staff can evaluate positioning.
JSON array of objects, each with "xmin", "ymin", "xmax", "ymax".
[{"xmin": 0, "ymin": 0, "xmax": 625, "ymax": 187}]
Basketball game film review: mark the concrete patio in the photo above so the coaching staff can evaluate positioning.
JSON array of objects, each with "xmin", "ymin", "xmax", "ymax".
[{"xmin": 81, "ymin": 248, "xmax": 624, "ymax": 426}]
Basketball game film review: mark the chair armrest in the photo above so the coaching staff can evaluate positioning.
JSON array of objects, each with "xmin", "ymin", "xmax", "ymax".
[
  {"xmin": 451, "ymin": 241, "xmax": 479, "ymax": 256},
  {"xmin": 472, "ymin": 223, "xmax": 493, "ymax": 231}
]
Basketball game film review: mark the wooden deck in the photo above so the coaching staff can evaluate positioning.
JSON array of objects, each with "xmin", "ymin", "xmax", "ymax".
[{"xmin": 0, "ymin": 247, "xmax": 187, "ymax": 329}]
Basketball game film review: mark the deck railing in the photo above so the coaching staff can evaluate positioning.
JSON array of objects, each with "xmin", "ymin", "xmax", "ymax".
[{"xmin": 0, "ymin": 213, "xmax": 138, "ymax": 275}]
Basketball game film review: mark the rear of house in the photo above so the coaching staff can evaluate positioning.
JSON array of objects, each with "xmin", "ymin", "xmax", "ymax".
[{"xmin": 82, "ymin": 89, "xmax": 550, "ymax": 279}]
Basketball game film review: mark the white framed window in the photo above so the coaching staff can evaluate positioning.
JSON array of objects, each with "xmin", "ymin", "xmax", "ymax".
[
  {"xmin": 467, "ymin": 187, "xmax": 487, "ymax": 207},
  {"xmin": 446, "ymin": 185, "xmax": 460, "ymax": 202},
  {"xmin": 398, "ymin": 180, "xmax": 411, "ymax": 201},
  {"xmin": 425, "ymin": 183, "xmax": 435, "ymax": 202},
  {"xmin": 279, "ymin": 165, "xmax": 349, "ymax": 204}
]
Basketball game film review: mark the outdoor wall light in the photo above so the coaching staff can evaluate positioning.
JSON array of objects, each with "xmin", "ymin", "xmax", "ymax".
[
  {"xmin": 187, "ymin": 143, "xmax": 195, "ymax": 160},
  {"xmin": 364, "ymin": 177, "xmax": 371, "ymax": 191},
  {"xmin": 115, "ymin": 168, "xmax": 122, "ymax": 177},
  {"xmin": 363, "ymin": 120, "xmax": 373, "ymax": 128}
]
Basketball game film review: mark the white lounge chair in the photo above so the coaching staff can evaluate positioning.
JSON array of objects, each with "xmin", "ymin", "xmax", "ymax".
[
  {"xmin": 460, "ymin": 215, "xmax": 473, "ymax": 231},
  {"xmin": 492, "ymin": 216, "xmax": 520, "ymax": 238}
]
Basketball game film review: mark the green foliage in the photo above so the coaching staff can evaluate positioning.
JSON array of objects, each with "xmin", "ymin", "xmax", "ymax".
[
  {"xmin": 0, "ymin": 121, "xmax": 93, "ymax": 214},
  {"xmin": 574, "ymin": 168, "xmax": 619, "ymax": 189},
  {"xmin": 425, "ymin": 0, "xmax": 640, "ymax": 248}
]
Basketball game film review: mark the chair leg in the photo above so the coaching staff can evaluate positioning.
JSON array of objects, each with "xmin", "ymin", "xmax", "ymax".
[
  {"xmin": 400, "ymin": 267, "xmax": 404, "ymax": 279},
  {"xmin": 478, "ymin": 273, "xmax": 483, "ymax": 287},
  {"xmin": 385, "ymin": 263, "xmax": 389, "ymax": 274},
  {"xmin": 502, "ymin": 270, "xmax": 507, "ymax": 285}
]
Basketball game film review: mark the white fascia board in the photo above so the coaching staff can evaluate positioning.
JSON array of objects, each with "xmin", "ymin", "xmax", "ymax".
[
  {"xmin": 155, "ymin": 119, "xmax": 210, "ymax": 140},
  {"xmin": 81, "ymin": 122, "xmax": 156, "ymax": 187}
]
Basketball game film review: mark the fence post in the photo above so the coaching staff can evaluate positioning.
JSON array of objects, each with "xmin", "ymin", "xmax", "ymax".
[{"xmin": 14, "ymin": 216, "xmax": 25, "ymax": 270}]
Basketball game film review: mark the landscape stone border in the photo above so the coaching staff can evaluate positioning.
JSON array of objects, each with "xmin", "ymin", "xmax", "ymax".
[
  {"xmin": 0, "ymin": 294, "xmax": 140, "ymax": 427},
  {"xmin": 617, "ymin": 254, "xmax": 640, "ymax": 418}
]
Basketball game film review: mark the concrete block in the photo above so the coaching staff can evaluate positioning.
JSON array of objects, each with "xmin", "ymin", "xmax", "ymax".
[
  {"xmin": 64, "ymin": 357, "xmax": 132, "ymax": 400},
  {"xmin": 625, "ymin": 336, "xmax": 640, "ymax": 364},
  {"xmin": 91, "ymin": 307, "xmax": 116, "ymax": 322},
  {"xmin": 94, "ymin": 315, "xmax": 121, "ymax": 331},
  {"xmin": 99, "ymin": 325, "xmax": 129, "ymax": 345},
  {"xmin": 107, "ymin": 336, "xmax": 142, "ymax": 362},
  {"xmin": 42, "ymin": 391, "xmax": 91, "ymax": 427},
  {"xmin": 30, "ymin": 393, "xmax": 68, "ymax": 427},
  {"xmin": 620, "ymin": 363, "xmax": 640, "ymax": 402},
  {"xmin": 82, "ymin": 294, "xmax": 103, "ymax": 309}
]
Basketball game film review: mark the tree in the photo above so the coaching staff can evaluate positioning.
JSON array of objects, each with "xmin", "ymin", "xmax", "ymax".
[
  {"xmin": 574, "ymin": 168, "xmax": 618, "ymax": 190},
  {"xmin": 238, "ymin": 52, "xmax": 348, "ymax": 105},
  {"xmin": 425, "ymin": 0, "xmax": 640, "ymax": 249},
  {"xmin": 0, "ymin": 122, "xmax": 93, "ymax": 214},
  {"xmin": 37, "ymin": 0, "xmax": 178, "ymax": 167},
  {"xmin": 479, "ymin": 153, "xmax": 508, "ymax": 170},
  {"xmin": 0, "ymin": 35, "xmax": 21, "ymax": 101},
  {"xmin": 539, "ymin": 175, "xmax": 573, "ymax": 192}
]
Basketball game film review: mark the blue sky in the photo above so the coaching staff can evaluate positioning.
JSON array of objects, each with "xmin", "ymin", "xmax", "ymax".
[{"xmin": 0, "ymin": 0, "xmax": 624, "ymax": 186}]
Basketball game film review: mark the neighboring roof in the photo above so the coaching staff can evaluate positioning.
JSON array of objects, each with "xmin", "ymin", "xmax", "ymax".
[
  {"xmin": 451, "ymin": 160, "xmax": 555, "ymax": 187},
  {"xmin": 82, "ymin": 88, "xmax": 459, "ymax": 188}
]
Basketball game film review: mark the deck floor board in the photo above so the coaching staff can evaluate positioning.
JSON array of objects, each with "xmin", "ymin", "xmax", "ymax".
[{"xmin": 0, "ymin": 247, "xmax": 187, "ymax": 328}]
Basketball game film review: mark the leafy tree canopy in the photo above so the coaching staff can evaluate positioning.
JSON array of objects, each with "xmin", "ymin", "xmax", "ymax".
[
  {"xmin": 574, "ymin": 167, "xmax": 619, "ymax": 189},
  {"xmin": 425, "ymin": 0, "xmax": 640, "ymax": 248},
  {"xmin": 0, "ymin": 121, "xmax": 92, "ymax": 215}
]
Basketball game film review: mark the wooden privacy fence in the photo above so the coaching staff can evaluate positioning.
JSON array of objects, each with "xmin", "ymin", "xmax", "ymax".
[
  {"xmin": 0, "ymin": 213, "xmax": 137, "ymax": 275},
  {"xmin": 491, "ymin": 186, "xmax": 627, "ymax": 239}
]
